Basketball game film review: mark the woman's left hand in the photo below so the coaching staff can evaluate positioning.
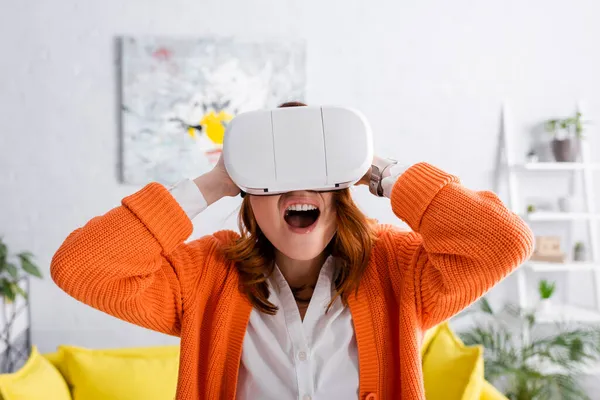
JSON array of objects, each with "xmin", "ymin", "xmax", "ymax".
[{"xmin": 356, "ymin": 155, "xmax": 389, "ymax": 186}]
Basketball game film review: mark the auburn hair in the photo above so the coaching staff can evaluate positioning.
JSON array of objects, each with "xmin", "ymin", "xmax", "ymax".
[{"xmin": 222, "ymin": 101, "xmax": 378, "ymax": 314}]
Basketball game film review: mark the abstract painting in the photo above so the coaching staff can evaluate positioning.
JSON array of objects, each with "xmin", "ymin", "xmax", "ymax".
[{"xmin": 120, "ymin": 37, "xmax": 306, "ymax": 185}]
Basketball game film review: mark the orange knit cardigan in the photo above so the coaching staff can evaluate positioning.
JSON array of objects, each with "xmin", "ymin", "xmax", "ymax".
[{"xmin": 51, "ymin": 163, "xmax": 533, "ymax": 400}]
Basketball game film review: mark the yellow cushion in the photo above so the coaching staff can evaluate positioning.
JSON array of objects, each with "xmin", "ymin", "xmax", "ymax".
[
  {"xmin": 480, "ymin": 380, "xmax": 508, "ymax": 400},
  {"xmin": 0, "ymin": 346, "xmax": 71, "ymax": 400},
  {"xmin": 58, "ymin": 345, "xmax": 179, "ymax": 400},
  {"xmin": 43, "ymin": 350, "xmax": 68, "ymax": 378},
  {"xmin": 420, "ymin": 324, "xmax": 441, "ymax": 358},
  {"xmin": 43, "ymin": 350, "xmax": 62, "ymax": 366},
  {"xmin": 422, "ymin": 322, "xmax": 484, "ymax": 400}
]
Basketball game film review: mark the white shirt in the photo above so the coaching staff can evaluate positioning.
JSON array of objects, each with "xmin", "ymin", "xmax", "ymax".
[
  {"xmin": 168, "ymin": 165, "xmax": 404, "ymax": 400},
  {"xmin": 237, "ymin": 258, "xmax": 358, "ymax": 400}
]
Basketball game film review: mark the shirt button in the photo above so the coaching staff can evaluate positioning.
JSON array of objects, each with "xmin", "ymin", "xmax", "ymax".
[
  {"xmin": 298, "ymin": 351, "xmax": 307, "ymax": 361},
  {"xmin": 302, "ymin": 395, "xmax": 312, "ymax": 400}
]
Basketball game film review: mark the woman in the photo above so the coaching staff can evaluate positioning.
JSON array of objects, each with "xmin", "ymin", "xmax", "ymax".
[{"xmin": 51, "ymin": 102, "xmax": 533, "ymax": 400}]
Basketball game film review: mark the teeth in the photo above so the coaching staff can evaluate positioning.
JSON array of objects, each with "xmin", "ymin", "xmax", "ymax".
[{"xmin": 286, "ymin": 204, "xmax": 318, "ymax": 212}]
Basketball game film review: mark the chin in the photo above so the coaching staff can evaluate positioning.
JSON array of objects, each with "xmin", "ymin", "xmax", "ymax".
[
  {"xmin": 269, "ymin": 227, "xmax": 336, "ymax": 261},
  {"xmin": 276, "ymin": 242, "xmax": 329, "ymax": 261}
]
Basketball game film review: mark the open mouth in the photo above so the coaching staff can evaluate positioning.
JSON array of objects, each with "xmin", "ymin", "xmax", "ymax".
[{"xmin": 284, "ymin": 204, "xmax": 321, "ymax": 229}]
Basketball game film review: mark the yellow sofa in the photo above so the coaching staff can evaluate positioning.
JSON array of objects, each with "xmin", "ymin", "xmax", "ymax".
[{"xmin": 0, "ymin": 323, "xmax": 506, "ymax": 400}]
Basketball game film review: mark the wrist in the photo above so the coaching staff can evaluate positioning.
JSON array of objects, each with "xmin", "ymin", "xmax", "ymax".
[
  {"xmin": 193, "ymin": 171, "xmax": 236, "ymax": 206},
  {"xmin": 373, "ymin": 156, "xmax": 395, "ymax": 179},
  {"xmin": 369, "ymin": 156, "xmax": 398, "ymax": 197}
]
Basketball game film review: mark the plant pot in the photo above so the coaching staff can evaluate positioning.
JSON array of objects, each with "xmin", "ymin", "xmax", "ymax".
[
  {"xmin": 552, "ymin": 138, "xmax": 579, "ymax": 162},
  {"xmin": 538, "ymin": 299, "xmax": 553, "ymax": 314},
  {"xmin": 574, "ymin": 248, "xmax": 586, "ymax": 262},
  {"xmin": 558, "ymin": 197, "xmax": 575, "ymax": 213}
]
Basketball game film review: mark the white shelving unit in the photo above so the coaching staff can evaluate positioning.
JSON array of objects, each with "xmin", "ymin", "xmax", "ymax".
[
  {"xmin": 511, "ymin": 162, "xmax": 600, "ymax": 171},
  {"xmin": 527, "ymin": 261, "xmax": 598, "ymax": 272},
  {"xmin": 524, "ymin": 212, "xmax": 600, "ymax": 221},
  {"xmin": 535, "ymin": 304, "xmax": 600, "ymax": 324},
  {"xmin": 498, "ymin": 103, "xmax": 600, "ymax": 326}
]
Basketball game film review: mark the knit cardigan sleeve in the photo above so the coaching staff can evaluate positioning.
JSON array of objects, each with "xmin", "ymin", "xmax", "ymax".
[
  {"xmin": 50, "ymin": 182, "xmax": 205, "ymax": 336},
  {"xmin": 388, "ymin": 163, "xmax": 534, "ymax": 330}
]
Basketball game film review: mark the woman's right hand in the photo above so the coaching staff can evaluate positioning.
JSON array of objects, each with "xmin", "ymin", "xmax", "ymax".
[{"xmin": 193, "ymin": 152, "xmax": 240, "ymax": 206}]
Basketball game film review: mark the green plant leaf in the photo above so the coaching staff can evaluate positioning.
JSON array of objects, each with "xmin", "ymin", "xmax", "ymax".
[
  {"xmin": 539, "ymin": 280, "xmax": 556, "ymax": 300},
  {"xmin": 545, "ymin": 119, "xmax": 559, "ymax": 133},
  {"xmin": 569, "ymin": 337, "xmax": 584, "ymax": 361},
  {"xmin": 5, "ymin": 263, "xmax": 18, "ymax": 279},
  {"xmin": 538, "ymin": 374, "xmax": 590, "ymax": 400},
  {"xmin": 0, "ymin": 279, "xmax": 16, "ymax": 302},
  {"xmin": 13, "ymin": 284, "xmax": 27, "ymax": 300},
  {"xmin": 19, "ymin": 254, "xmax": 42, "ymax": 278},
  {"xmin": 0, "ymin": 239, "xmax": 7, "ymax": 267},
  {"xmin": 459, "ymin": 298, "xmax": 600, "ymax": 399},
  {"xmin": 505, "ymin": 303, "xmax": 524, "ymax": 318},
  {"xmin": 479, "ymin": 297, "xmax": 494, "ymax": 314}
]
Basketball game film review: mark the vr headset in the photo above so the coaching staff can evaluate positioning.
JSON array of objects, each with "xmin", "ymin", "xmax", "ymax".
[{"xmin": 223, "ymin": 106, "xmax": 373, "ymax": 195}]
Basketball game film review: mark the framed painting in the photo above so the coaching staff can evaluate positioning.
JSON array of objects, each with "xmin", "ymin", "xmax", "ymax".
[{"xmin": 120, "ymin": 37, "xmax": 306, "ymax": 185}]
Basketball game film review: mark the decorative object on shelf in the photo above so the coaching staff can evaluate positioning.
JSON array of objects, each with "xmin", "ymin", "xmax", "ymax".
[
  {"xmin": 574, "ymin": 241, "xmax": 587, "ymax": 262},
  {"xmin": 0, "ymin": 238, "xmax": 42, "ymax": 373},
  {"xmin": 526, "ymin": 149, "xmax": 539, "ymax": 163},
  {"xmin": 545, "ymin": 111, "xmax": 589, "ymax": 162},
  {"xmin": 538, "ymin": 279, "xmax": 556, "ymax": 313},
  {"xmin": 526, "ymin": 204, "xmax": 536, "ymax": 214},
  {"xmin": 557, "ymin": 196, "xmax": 576, "ymax": 213},
  {"xmin": 552, "ymin": 136, "xmax": 578, "ymax": 162},
  {"xmin": 458, "ymin": 297, "xmax": 600, "ymax": 400},
  {"xmin": 530, "ymin": 236, "xmax": 566, "ymax": 263}
]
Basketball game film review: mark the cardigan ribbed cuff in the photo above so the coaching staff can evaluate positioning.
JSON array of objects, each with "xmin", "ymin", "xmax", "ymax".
[
  {"xmin": 121, "ymin": 182, "xmax": 193, "ymax": 254},
  {"xmin": 390, "ymin": 163, "xmax": 459, "ymax": 231}
]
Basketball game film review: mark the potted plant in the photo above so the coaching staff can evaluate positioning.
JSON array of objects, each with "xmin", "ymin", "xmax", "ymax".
[
  {"xmin": 574, "ymin": 241, "xmax": 586, "ymax": 262},
  {"xmin": 526, "ymin": 204, "xmax": 536, "ymax": 214},
  {"xmin": 459, "ymin": 297, "xmax": 600, "ymax": 400},
  {"xmin": 545, "ymin": 112, "xmax": 587, "ymax": 162},
  {"xmin": 538, "ymin": 279, "xmax": 555, "ymax": 313},
  {"xmin": 0, "ymin": 238, "xmax": 43, "ymax": 372}
]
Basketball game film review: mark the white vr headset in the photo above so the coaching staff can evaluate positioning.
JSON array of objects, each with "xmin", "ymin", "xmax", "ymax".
[{"xmin": 223, "ymin": 106, "xmax": 373, "ymax": 195}]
